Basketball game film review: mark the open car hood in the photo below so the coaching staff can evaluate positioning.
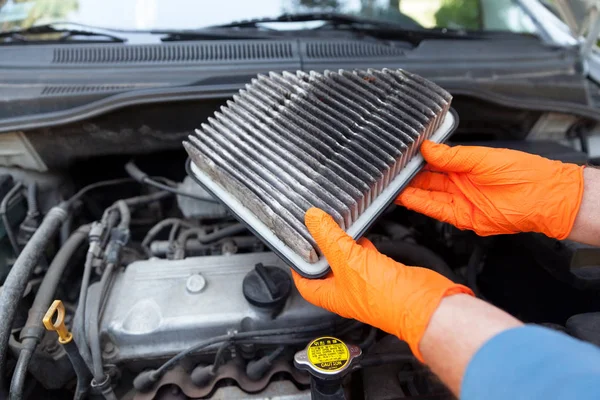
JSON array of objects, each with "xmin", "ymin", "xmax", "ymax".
[{"xmin": 553, "ymin": 0, "xmax": 597, "ymax": 35}]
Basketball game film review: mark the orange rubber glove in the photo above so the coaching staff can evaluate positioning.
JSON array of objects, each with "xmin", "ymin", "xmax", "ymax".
[
  {"xmin": 292, "ymin": 208, "xmax": 473, "ymax": 361},
  {"xmin": 396, "ymin": 141, "xmax": 585, "ymax": 239}
]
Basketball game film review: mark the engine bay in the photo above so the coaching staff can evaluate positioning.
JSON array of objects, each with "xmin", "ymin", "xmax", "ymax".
[{"xmin": 1, "ymin": 89, "xmax": 599, "ymax": 400}]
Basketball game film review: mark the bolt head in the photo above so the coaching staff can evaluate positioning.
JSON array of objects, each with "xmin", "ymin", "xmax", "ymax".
[{"xmin": 186, "ymin": 273, "xmax": 206, "ymax": 294}]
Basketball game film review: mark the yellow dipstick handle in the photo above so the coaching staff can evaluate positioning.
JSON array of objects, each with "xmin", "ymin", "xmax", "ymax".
[{"xmin": 43, "ymin": 300, "xmax": 73, "ymax": 344}]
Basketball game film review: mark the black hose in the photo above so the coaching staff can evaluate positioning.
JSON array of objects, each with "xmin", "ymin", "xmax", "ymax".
[
  {"xmin": 374, "ymin": 239, "xmax": 461, "ymax": 283},
  {"xmin": 168, "ymin": 222, "xmax": 181, "ymax": 250},
  {"xmin": 73, "ymin": 193, "xmax": 165, "ymax": 374},
  {"xmin": 125, "ymin": 161, "xmax": 219, "ymax": 204},
  {"xmin": 141, "ymin": 218, "xmax": 197, "ymax": 255},
  {"xmin": 60, "ymin": 215, "xmax": 72, "ymax": 246},
  {"xmin": 10, "ymin": 224, "xmax": 91, "ymax": 400},
  {"xmin": 150, "ymin": 236, "xmax": 259, "ymax": 256},
  {"xmin": 89, "ymin": 263, "xmax": 116, "ymax": 381},
  {"xmin": 115, "ymin": 200, "xmax": 130, "ymax": 229},
  {"xmin": 0, "ymin": 182, "xmax": 24, "ymax": 256},
  {"xmin": 174, "ymin": 224, "xmax": 246, "ymax": 259},
  {"xmin": 8, "ymin": 347, "xmax": 33, "ymax": 400},
  {"xmin": 89, "ymin": 201, "xmax": 129, "ymax": 399},
  {"xmin": 183, "ymin": 224, "xmax": 246, "ymax": 245},
  {"xmin": 21, "ymin": 224, "xmax": 91, "ymax": 340},
  {"xmin": 2, "ymin": 178, "xmax": 168, "ymax": 391},
  {"xmin": 25, "ymin": 183, "xmax": 37, "ymax": 217},
  {"xmin": 0, "ymin": 205, "xmax": 69, "ymax": 383},
  {"xmin": 74, "ymin": 250, "xmax": 96, "ymax": 370}
]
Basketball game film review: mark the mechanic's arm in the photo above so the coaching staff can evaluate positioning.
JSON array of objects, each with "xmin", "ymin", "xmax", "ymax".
[
  {"xmin": 397, "ymin": 141, "xmax": 600, "ymax": 246},
  {"xmin": 294, "ymin": 208, "xmax": 600, "ymax": 399},
  {"xmin": 419, "ymin": 294, "xmax": 521, "ymax": 394},
  {"xmin": 570, "ymin": 167, "xmax": 600, "ymax": 245}
]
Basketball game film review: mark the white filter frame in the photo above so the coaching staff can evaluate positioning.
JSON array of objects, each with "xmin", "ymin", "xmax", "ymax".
[{"xmin": 189, "ymin": 110, "xmax": 458, "ymax": 277}]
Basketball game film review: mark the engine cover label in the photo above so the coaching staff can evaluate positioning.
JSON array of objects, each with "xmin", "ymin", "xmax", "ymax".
[{"xmin": 307, "ymin": 336, "xmax": 350, "ymax": 372}]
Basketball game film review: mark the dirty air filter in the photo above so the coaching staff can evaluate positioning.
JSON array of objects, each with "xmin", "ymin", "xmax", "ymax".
[{"xmin": 184, "ymin": 68, "xmax": 457, "ymax": 277}]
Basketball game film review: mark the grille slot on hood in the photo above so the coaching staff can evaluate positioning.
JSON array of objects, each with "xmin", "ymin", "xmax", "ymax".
[{"xmin": 184, "ymin": 68, "xmax": 456, "ymax": 277}]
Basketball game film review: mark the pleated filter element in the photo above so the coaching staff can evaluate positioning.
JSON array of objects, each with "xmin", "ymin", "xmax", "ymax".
[{"xmin": 184, "ymin": 68, "xmax": 458, "ymax": 277}]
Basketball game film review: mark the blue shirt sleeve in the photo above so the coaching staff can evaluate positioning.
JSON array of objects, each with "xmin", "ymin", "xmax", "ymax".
[{"xmin": 462, "ymin": 325, "xmax": 600, "ymax": 400}]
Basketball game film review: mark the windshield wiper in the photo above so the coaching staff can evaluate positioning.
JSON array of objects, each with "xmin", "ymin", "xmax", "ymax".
[
  {"xmin": 211, "ymin": 12, "xmax": 420, "ymax": 30},
  {"xmin": 0, "ymin": 24, "xmax": 126, "ymax": 44},
  {"xmin": 167, "ymin": 13, "xmax": 492, "ymax": 45}
]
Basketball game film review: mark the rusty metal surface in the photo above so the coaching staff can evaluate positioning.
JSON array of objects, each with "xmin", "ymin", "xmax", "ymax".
[{"xmin": 134, "ymin": 360, "xmax": 310, "ymax": 400}]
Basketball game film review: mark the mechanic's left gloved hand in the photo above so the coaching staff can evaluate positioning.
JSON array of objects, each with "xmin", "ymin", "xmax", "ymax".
[{"xmin": 292, "ymin": 208, "xmax": 473, "ymax": 361}]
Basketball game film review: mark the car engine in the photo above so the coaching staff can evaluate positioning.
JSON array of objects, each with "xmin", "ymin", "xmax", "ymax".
[
  {"xmin": 92, "ymin": 252, "xmax": 335, "ymax": 363},
  {"xmin": 1, "ymin": 74, "xmax": 600, "ymax": 400}
]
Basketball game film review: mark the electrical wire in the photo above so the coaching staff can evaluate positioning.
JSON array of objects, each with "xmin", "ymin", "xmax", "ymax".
[
  {"xmin": 155, "ymin": 319, "xmax": 356, "ymax": 377},
  {"xmin": 211, "ymin": 340, "xmax": 231, "ymax": 374},
  {"xmin": 65, "ymin": 178, "xmax": 136, "ymax": 208},
  {"xmin": 140, "ymin": 179, "xmax": 220, "ymax": 204},
  {"xmin": 125, "ymin": 160, "xmax": 220, "ymax": 204}
]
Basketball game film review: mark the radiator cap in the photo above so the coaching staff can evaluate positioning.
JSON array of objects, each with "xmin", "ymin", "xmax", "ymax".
[{"xmin": 294, "ymin": 336, "xmax": 362, "ymax": 379}]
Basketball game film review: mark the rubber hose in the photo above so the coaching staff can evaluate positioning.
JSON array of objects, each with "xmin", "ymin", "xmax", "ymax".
[
  {"xmin": 174, "ymin": 225, "xmax": 247, "ymax": 259},
  {"xmin": 10, "ymin": 224, "xmax": 91, "ymax": 400},
  {"xmin": 0, "ymin": 182, "xmax": 24, "ymax": 255},
  {"xmin": 187, "ymin": 224, "xmax": 246, "ymax": 244},
  {"xmin": 0, "ymin": 205, "xmax": 68, "ymax": 384},
  {"xmin": 374, "ymin": 240, "xmax": 460, "ymax": 282},
  {"xmin": 150, "ymin": 236, "xmax": 258, "ymax": 256},
  {"xmin": 74, "ymin": 250, "xmax": 95, "ymax": 370},
  {"xmin": 174, "ymin": 224, "xmax": 247, "ymax": 258},
  {"xmin": 25, "ymin": 183, "xmax": 37, "ymax": 216},
  {"xmin": 141, "ymin": 218, "xmax": 197, "ymax": 254},
  {"xmin": 20, "ymin": 224, "xmax": 91, "ymax": 342},
  {"xmin": 123, "ymin": 191, "xmax": 171, "ymax": 207},
  {"xmin": 115, "ymin": 200, "xmax": 130, "ymax": 229},
  {"xmin": 89, "ymin": 263, "xmax": 116, "ymax": 381},
  {"xmin": 8, "ymin": 346, "xmax": 33, "ymax": 400}
]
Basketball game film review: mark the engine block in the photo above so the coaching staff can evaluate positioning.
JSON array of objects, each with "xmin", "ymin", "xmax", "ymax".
[{"xmin": 90, "ymin": 252, "xmax": 335, "ymax": 362}]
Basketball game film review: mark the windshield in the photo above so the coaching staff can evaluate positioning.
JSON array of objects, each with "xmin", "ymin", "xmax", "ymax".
[{"xmin": 0, "ymin": 0, "xmax": 537, "ymax": 34}]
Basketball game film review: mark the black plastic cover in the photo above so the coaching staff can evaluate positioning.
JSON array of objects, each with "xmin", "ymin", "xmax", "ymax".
[{"xmin": 242, "ymin": 263, "xmax": 292, "ymax": 309}]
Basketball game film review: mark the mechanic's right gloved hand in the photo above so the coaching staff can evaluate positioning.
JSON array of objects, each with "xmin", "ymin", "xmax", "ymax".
[
  {"xmin": 396, "ymin": 141, "xmax": 585, "ymax": 240},
  {"xmin": 292, "ymin": 208, "xmax": 473, "ymax": 362}
]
